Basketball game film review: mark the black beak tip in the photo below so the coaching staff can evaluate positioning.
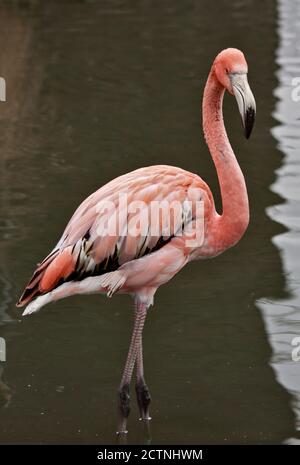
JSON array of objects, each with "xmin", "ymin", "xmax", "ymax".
[{"xmin": 244, "ymin": 107, "xmax": 256, "ymax": 139}]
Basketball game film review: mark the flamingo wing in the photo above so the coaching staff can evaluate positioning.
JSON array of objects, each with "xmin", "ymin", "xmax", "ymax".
[{"xmin": 17, "ymin": 165, "xmax": 213, "ymax": 307}]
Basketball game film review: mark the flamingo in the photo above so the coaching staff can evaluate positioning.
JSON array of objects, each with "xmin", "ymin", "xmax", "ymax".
[{"xmin": 17, "ymin": 48, "xmax": 256, "ymax": 434}]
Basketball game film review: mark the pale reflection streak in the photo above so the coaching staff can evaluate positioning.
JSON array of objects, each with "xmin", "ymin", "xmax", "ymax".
[{"xmin": 257, "ymin": 0, "xmax": 300, "ymax": 444}]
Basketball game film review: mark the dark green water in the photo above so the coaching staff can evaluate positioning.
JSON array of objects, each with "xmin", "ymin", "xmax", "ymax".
[{"xmin": 0, "ymin": 0, "xmax": 299, "ymax": 444}]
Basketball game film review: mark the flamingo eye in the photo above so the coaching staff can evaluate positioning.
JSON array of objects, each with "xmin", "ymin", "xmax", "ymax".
[{"xmin": 225, "ymin": 68, "xmax": 229, "ymax": 74}]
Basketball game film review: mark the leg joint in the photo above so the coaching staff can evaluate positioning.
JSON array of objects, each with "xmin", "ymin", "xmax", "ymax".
[
  {"xmin": 135, "ymin": 379, "xmax": 151, "ymax": 409},
  {"xmin": 118, "ymin": 384, "xmax": 131, "ymax": 418}
]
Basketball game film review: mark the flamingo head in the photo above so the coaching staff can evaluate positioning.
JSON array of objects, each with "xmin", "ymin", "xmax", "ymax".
[{"xmin": 213, "ymin": 48, "xmax": 256, "ymax": 139}]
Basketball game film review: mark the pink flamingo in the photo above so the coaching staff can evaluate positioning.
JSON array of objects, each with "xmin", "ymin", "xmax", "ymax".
[{"xmin": 17, "ymin": 48, "xmax": 256, "ymax": 434}]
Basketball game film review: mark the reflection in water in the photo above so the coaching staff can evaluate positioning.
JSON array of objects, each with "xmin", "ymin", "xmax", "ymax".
[
  {"xmin": 258, "ymin": 0, "xmax": 300, "ymax": 444},
  {"xmin": 0, "ymin": 2, "xmax": 37, "ymax": 325}
]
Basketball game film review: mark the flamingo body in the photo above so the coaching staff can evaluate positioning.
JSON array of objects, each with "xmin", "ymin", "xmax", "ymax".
[{"xmin": 17, "ymin": 165, "xmax": 217, "ymax": 313}]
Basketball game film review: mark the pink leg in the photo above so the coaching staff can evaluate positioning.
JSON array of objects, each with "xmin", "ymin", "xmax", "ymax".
[
  {"xmin": 117, "ymin": 300, "xmax": 148, "ymax": 434},
  {"xmin": 135, "ymin": 330, "xmax": 151, "ymax": 421}
]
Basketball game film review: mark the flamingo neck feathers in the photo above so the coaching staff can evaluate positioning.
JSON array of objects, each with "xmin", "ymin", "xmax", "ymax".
[{"xmin": 202, "ymin": 69, "xmax": 249, "ymax": 250}]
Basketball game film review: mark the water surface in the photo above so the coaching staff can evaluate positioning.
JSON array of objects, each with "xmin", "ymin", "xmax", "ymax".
[{"xmin": 0, "ymin": 0, "xmax": 298, "ymax": 444}]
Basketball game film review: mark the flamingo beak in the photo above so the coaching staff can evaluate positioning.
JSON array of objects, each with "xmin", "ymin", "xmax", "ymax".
[{"xmin": 230, "ymin": 73, "xmax": 256, "ymax": 139}]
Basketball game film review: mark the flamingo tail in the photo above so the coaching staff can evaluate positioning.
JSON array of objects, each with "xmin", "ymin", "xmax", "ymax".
[{"xmin": 16, "ymin": 247, "xmax": 76, "ymax": 308}]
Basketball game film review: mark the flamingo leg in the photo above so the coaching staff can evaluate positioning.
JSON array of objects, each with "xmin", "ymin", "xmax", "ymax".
[
  {"xmin": 135, "ymin": 332, "xmax": 151, "ymax": 422},
  {"xmin": 117, "ymin": 300, "xmax": 148, "ymax": 434}
]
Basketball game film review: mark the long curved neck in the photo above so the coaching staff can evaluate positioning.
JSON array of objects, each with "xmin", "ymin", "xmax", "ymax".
[{"xmin": 202, "ymin": 69, "xmax": 249, "ymax": 249}]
